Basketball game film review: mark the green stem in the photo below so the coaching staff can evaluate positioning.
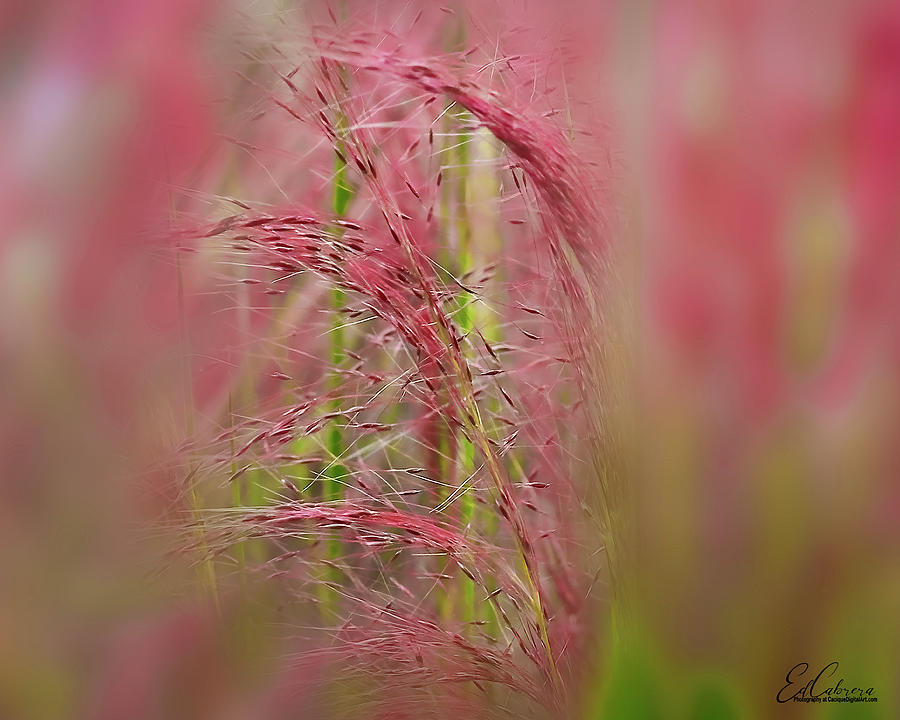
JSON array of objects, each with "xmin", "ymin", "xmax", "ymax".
[{"xmin": 319, "ymin": 115, "xmax": 355, "ymax": 614}]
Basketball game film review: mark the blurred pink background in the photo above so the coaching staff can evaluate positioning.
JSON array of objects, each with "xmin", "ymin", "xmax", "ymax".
[{"xmin": 1, "ymin": 1, "xmax": 898, "ymax": 718}]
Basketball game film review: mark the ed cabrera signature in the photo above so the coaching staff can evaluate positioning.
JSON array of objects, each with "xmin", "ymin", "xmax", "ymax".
[{"xmin": 777, "ymin": 662, "xmax": 878, "ymax": 703}]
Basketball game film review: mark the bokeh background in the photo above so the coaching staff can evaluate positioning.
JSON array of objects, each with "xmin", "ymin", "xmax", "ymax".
[{"xmin": 1, "ymin": 0, "xmax": 898, "ymax": 718}]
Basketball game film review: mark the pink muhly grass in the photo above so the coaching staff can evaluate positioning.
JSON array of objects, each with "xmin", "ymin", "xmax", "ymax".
[
  {"xmin": 7, "ymin": 2, "xmax": 898, "ymax": 718},
  {"xmin": 174, "ymin": 17, "xmax": 610, "ymax": 720},
  {"xmin": 315, "ymin": 34, "xmax": 607, "ymax": 271}
]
